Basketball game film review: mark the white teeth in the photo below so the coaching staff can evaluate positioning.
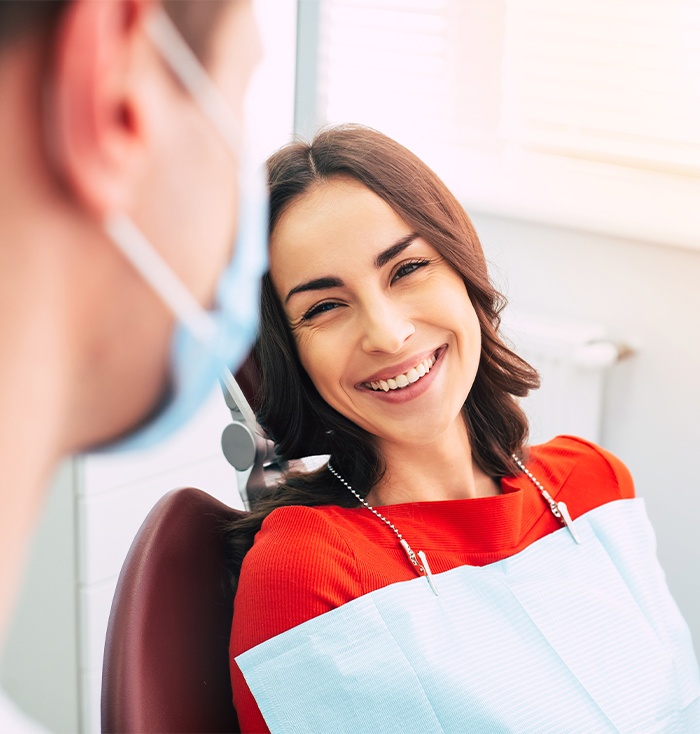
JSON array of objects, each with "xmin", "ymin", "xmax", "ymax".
[{"xmin": 365, "ymin": 352, "xmax": 439, "ymax": 391}]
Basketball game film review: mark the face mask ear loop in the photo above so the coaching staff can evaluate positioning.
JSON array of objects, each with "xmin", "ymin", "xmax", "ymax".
[
  {"xmin": 105, "ymin": 8, "xmax": 250, "ymax": 353},
  {"xmin": 144, "ymin": 8, "xmax": 243, "ymax": 158},
  {"xmin": 104, "ymin": 213, "xmax": 218, "ymax": 348}
]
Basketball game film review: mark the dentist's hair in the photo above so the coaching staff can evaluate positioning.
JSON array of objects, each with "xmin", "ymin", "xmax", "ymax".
[
  {"xmin": 225, "ymin": 124, "xmax": 540, "ymax": 589},
  {"xmin": 0, "ymin": 1, "xmax": 233, "ymax": 61}
]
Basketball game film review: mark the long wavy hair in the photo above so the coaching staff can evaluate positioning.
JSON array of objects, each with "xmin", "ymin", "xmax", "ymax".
[{"xmin": 224, "ymin": 125, "xmax": 539, "ymax": 590}]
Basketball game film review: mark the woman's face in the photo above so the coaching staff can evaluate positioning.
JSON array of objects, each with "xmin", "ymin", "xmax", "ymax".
[{"xmin": 270, "ymin": 176, "xmax": 481, "ymax": 451}]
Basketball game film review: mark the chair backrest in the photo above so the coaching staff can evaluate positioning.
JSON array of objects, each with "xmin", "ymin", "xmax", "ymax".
[{"xmin": 101, "ymin": 487, "xmax": 245, "ymax": 733}]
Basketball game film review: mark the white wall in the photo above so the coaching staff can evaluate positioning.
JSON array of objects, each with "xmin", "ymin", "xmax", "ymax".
[
  {"xmin": 0, "ymin": 463, "xmax": 80, "ymax": 733},
  {"xmin": 471, "ymin": 210, "xmax": 700, "ymax": 656}
]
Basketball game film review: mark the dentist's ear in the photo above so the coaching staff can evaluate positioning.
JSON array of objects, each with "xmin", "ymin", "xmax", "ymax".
[{"xmin": 48, "ymin": 0, "xmax": 153, "ymax": 217}]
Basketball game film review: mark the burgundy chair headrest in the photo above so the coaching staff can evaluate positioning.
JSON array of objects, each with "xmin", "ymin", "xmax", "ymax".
[
  {"xmin": 235, "ymin": 355, "xmax": 262, "ymax": 415},
  {"xmin": 101, "ymin": 488, "xmax": 246, "ymax": 733}
]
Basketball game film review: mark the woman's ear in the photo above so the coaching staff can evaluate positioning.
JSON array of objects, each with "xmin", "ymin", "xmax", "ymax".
[{"xmin": 48, "ymin": 0, "xmax": 153, "ymax": 216}]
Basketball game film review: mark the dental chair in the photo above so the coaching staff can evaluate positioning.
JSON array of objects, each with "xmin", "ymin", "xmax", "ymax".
[
  {"xmin": 101, "ymin": 486, "xmax": 244, "ymax": 733},
  {"xmin": 101, "ymin": 359, "xmax": 282, "ymax": 733}
]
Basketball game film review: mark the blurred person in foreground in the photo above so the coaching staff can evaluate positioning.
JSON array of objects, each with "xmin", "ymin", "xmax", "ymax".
[{"xmin": 0, "ymin": 1, "xmax": 267, "ymax": 729}]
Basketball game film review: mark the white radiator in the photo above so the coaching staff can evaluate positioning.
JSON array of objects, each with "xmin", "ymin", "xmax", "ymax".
[{"xmin": 501, "ymin": 312, "xmax": 629, "ymax": 446}]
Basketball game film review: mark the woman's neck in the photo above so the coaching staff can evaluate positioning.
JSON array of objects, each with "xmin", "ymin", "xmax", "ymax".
[{"xmin": 367, "ymin": 416, "xmax": 501, "ymax": 506}]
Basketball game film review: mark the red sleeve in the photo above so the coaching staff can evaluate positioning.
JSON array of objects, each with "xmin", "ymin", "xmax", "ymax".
[
  {"xmin": 540, "ymin": 435, "xmax": 635, "ymax": 511},
  {"xmin": 588, "ymin": 443, "xmax": 635, "ymax": 500},
  {"xmin": 229, "ymin": 505, "xmax": 362, "ymax": 734}
]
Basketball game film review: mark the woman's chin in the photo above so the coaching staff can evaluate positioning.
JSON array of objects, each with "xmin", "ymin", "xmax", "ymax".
[{"xmin": 372, "ymin": 412, "xmax": 467, "ymax": 452}]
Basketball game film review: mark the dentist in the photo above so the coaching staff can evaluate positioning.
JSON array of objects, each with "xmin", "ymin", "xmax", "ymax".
[{"xmin": 0, "ymin": 1, "xmax": 266, "ymax": 729}]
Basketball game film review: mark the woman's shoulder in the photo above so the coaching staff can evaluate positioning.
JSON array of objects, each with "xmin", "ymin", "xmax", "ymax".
[
  {"xmin": 259, "ymin": 502, "xmax": 335, "ymax": 531},
  {"xmin": 528, "ymin": 435, "xmax": 635, "ymax": 502},
  {"xmin": 240, "ymin": 504, "xmax": 356, "ymax": 578},
  {"xmin": 234, "ymin": 504, "xmax": 363, "ymax": 636},
  {"xmin": 252, "ymin": 503, "xmax": 358, "ymax": 551}
]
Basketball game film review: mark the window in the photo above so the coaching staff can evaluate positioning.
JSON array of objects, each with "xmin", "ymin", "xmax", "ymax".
[{"xmin": 298, "ymin": 0, "xmax": 700, "ymax": 249}]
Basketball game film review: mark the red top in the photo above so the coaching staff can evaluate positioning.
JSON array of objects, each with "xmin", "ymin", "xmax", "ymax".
[{"xmin": 229, "ymin": 435, "xmax": 635, "ymax": 733}]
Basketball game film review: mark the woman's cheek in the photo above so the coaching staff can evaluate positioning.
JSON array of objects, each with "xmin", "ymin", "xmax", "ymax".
[{"xmin": 299, "ymin": 340, "xmax": 333, "ymax": 392}]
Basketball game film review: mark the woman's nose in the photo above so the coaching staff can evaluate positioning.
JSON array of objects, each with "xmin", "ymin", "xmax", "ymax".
[{"xmin": 359, "ymin": 298, "xmax": 415, "ymax": 354}]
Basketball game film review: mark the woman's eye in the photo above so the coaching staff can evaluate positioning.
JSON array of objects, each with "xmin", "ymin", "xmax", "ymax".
[
  {"xmin": 302, "ymin": 301, "xmax": 340, "ymax": 321},
  {"xmin": 392, "ymin": 258, "xmax": 430, "ymax": 283}
]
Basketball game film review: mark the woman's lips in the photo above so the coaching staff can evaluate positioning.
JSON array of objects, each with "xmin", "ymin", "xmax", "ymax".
[
  {"xmin": 364, "ymin": 352, "xmax": 437, "ymax": 392},
  {"xmin": 356, "ymin": 345, "xmax": 447, "ymax": 400}
]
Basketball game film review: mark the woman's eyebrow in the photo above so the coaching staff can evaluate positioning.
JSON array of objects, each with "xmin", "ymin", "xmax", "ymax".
[
  {"xmin": 374, "ymin": 233, "xmax": 418, "ymax": 268},
  {"xmin": 284, "ymin": 233, "xmax": 419, "ymax": 305},
  {"xmin": 285, "ymin": 276, "xmax": 344, "ymax": 304}
]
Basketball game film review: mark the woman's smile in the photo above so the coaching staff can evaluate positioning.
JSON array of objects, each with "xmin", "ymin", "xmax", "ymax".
[{"xmin": 357, "ymin": 345, "xmax": 447, "ymax": 403}]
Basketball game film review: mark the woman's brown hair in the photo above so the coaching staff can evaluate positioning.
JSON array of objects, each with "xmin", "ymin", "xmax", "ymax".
[{"xmin": 224, "ymin": 124, "xmax": 539, "ymax": 589}]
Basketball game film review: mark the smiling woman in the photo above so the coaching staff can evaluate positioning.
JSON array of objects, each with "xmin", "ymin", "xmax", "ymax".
[
  {"xmin": 253, "ymin": 126, "xmax": 539, "ymax": 480},
  {"xmin": 225, "ymin": 125, "xmax": 700, "ymax": 733}
]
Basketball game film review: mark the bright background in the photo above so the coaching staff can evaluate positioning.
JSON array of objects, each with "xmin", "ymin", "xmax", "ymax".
[
  {"xmin": 2, "ymin": 1, "xmax": 699, "ymax": 731},
  {"xmin": 297, "ymin": 0, "xmax": 700, "ymax": 666}
]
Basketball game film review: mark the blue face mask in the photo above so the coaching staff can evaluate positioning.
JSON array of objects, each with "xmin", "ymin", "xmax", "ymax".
[{"xmin": 96, "ymin": 9, "xmax": 267, "ymax": 452}]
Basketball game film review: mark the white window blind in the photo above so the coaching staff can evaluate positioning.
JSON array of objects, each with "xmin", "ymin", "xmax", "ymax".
[
  {"xmin": 502, "ymin": 0, "xmax": 700, "ymax": 175},
  {"xmin": 312, "ymin": 0, "xmax": 700, "ymax": 248}
]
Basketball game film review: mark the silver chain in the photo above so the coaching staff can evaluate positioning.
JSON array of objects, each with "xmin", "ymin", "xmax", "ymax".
[
  {"xmin": 511, "ymin": 454, "xmax": 581, "ymax": 543},
  {"xmin": 327, "ymin": 453, "xmax": 574, "ymax": 579},
  {"xmin": 326, "ymin": 461, "xmax": 426, "ymax": 574},
  {"xmin": 510, "ymin": 454, "xmax": 563, "ymax": 519}
]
